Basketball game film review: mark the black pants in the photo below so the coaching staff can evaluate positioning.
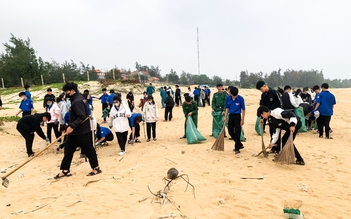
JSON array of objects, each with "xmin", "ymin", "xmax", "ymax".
[
  {"xmin": 164, "ymin": 106, "xmax": 173, "ymax": 121},
  {"xmin": 22, "ymin": 111, "xmax": 31, "ymax": 117},
  {"xmin": 116, "ymin": 131, "xmax": 128, "ymax": 151},
  {"xmin": 206, "ymin": 95, "xmax": 210, "ymax": 105},
  {"xmin": 194, "ymin": 95, "xmax": 199, "ymax": 104},
  {"xmin": 175, "ymin": 96, "xmax": 182, "ymax": 106},
  {"xmin": 102, "ymin": 103, "xmax": 108, "ymax": 121},
  {"xmin": 146, "ymin": 122, "xmax": 156, "ymax": 139},
  {"xmin": 60, "ymin": 132, "xmax": 99, "ymax": 171},
  {"xmin": 281, "ymin": 120, "xmax": 304, "ymax": 162},
  {"xmin": 202, "ymin": 99, "xmax": 206, "ymax": 107},
  {"xmin": 99, "ymin": 132, "xmax": 114, "ymax": 142},
  {"xmin": 129, "ymin": 123, "xmax": 140, "ymax": 140},
  {"xmin": 318, "ymin": 115, "xmax": 331, "ymax": 138},
  {"xmin": 228, "ymin": 114, "xmax": 243, "ymax": 151},
  {"xmin": 47, "ymin": 123, "xmax": 61, "ymax": 143},
  {"xmin": 16, "ymin": 124, "xmax": 35, "ymax": 156}
]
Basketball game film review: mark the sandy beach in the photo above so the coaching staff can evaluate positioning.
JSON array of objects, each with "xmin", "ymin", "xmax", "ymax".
[{"xmin": 0, "ymin": 83, "xmax": 350, "ymax": 219}]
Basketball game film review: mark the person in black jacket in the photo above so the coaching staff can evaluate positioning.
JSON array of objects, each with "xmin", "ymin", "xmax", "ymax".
[
  {"xmin": 164, "ymin": 91, "xmax": 174, "ymax": 121},
  {"xmin": 54, "ymin": 82, "xmax": 100, "ymax": 179},
  {"xmin": 16, "ymin": 112, "xmax": 51, "ymax": 157},
  {"xmin": 257, "ymin": 105, "xmax": 305, "ymax": 165},
  {"xmin": 43, "ymin": 88, "xmax": 55, "ymax": 108},
  {"xmin": 256, "ymin": 80, "xmax": 282, "ymax": 153},
  {"xmin": 175, "ymin": 85, "xmax": 182, "ymax": 106},
  {"xmin": 281, "ymin": 85, "xmax": 298, "ymax": 110}
]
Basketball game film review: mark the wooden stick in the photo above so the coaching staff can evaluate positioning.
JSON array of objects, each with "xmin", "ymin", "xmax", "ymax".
[{"xmin": 165, "ymin": 158, "xmax": 177, "ymax": 164}]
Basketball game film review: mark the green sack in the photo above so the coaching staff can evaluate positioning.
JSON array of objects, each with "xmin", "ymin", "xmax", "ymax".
[
  {"xmin": 102, "ymin": 107, "xmax": 110, "ymax": 119},
  {"xmin": 255, "ymin": 116, "xmax": 263, "ymax": 136},
  {"xmin": 240, "ymin": 128, "xmax": 246, "ymax": 142},
  {"xmin": 212, "ymin": 111, "xmax": 224, "ymax": 138},
  {"xmin": 186, "ymin": 116, "xmax": 206, "ymax": 144},
  {"xmin": 313, "ymin": 121, "xmax": 318, "ymax": 130},
  {"xmin": 294, "ymin": 107, "xmax": 307, "ymax": 133}
]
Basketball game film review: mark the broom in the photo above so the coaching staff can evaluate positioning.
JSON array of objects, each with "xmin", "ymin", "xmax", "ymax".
[
  {"xmin": 211, "ymin": 124, "xmax": 225, "ymax": 151},
  {"xmin": 275, "ymin": 133, "xmax": 295, "ymax": 164}
]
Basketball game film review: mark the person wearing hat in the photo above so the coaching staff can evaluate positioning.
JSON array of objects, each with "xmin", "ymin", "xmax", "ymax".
[
  {"xmin": 109, "ymin": 95, "xmax": 131, "ymax": 155},
  {"xmin": 175, "ymin": 85, "xmax": 182, "ymax": 106},
  {"xmin": 211, "ymin": 84, "xmax": 227, "ymax": 137},
  {"xmin": 146, "ymin": 83, "xmax": 155, "ymax": 96},
  {"xmin": 281, "ymin": 85, "xmax": 298, "ymax": 111},
  {"xmin": 256, "ymin": 80, "xmax": 282, "ymax": 153},
  {"xmin": 45, "ymin": 96, "xmax": 61, "ymax": 143},
  {"xmin": 55, "ymin": 82, "xmax": 101, "ymax": 178},
  {"xmin": 181, "ymin": 95, "xmax": 198, "ymax": 139},
  {"xmin": 16, "ymin": 112, "xmax": 51, "ymax": 157},
  {"xmin": 16, "ymin": 92, "xmax": 34, "ymax": 117},
  {"xmin": 43, "ymin": 88, "xmax": 55, "ymax": 108}
]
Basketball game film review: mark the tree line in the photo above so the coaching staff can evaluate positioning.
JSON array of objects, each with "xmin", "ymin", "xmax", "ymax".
[{"xmin": 1, "ymin": 34, "xmax": 350, "ymax": 88}]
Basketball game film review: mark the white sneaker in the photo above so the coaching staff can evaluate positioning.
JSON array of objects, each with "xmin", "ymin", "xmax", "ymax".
[{"xmin": 118, "ymin": 151, "xmax": 126, "ymax": 156}]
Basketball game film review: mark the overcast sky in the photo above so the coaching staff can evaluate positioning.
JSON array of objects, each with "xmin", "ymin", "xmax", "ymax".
[{"xmin": 1, "ymin": 0, "xmax": 351, "ymax": 80}]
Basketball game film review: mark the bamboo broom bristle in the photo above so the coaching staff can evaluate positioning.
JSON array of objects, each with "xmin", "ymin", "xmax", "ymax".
[{"xmin": 275, "ymin": 134, "xmax": 295, "ymax": 164}]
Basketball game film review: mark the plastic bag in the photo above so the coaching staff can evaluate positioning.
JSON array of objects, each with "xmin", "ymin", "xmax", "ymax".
[
  {"xmin": 186, "ymin": 116, "xmax": 206, "ymax": 144},
  {"xmin": 212, "ymin": 111, "xmax": 224, "ymax": 138},
  {"xmin": 294, "ymin": 107, "xmax": 307, "ymax": 133},
  {"xmin": 255, "ymin": 116, "xmax": 263, "ymax": 136}
]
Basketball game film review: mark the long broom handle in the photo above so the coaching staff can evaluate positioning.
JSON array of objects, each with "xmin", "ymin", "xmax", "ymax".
[
  {"xmin": 1, "ymin": 134, "xmax": 65, "ymax": 180},
  {"xmin": 1, "ymin": 117, "xmax": 89, "ymax": 180}
]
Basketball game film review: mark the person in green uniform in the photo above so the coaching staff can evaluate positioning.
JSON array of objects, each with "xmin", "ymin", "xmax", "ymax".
[
  {"xmin": 211, "ymin": 84, "xmax": 228, "ymax": 138},
  {"xmin": 180, "ymin": 95, "xmax": 198, "ymax": 139}
]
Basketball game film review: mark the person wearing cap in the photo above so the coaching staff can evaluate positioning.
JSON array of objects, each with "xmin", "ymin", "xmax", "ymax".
[
  {"xmin": 257, "ymin": 105, "xmax": 305, "ymax": 165},
  {"xmin": 109, "ymin": 95, "xmax": 131, "ymax": 155},
  {"xmin": 146, "ymin": 83, "xmax": 155, "ymax": 96},
  {"xmin": 256, "ymin": 80, "xmax": 282, "ymax": 153},
  {"xmin": 97, "ymin": 88, "xmax": 109, "ymax": 122},
  {"xmin": 45, "ymin": 97, "xmax": 61, "ymax": 143},
  {"xmin": 16, "ymin": 112, "xmax": 51, "ymax": 157},
  {"xmin": 223, "ymin": 87, "xmax": 245, "ymax": 155},
  {"xmin": 211, "ymin": 84, "xmax": 227, "ymax": 137},
  {"xmin": 281, "ymin": 85, "xmax": 298, "ymax": 111},
  {"xmin": 143, "ymin": 95, "xmax": 159, "ymax": 141},
  {"xmin": 16, "ymin": 92, "xmax": 34, "ymax": 117},
  {"xmin": 43, "ymin": 88, "xmax": 55, "ymax": 108},
  {"xmin": 55, "ymin": 82, "xmax": 101, "ymax": 179},
  {"xmin": 24, "ymin": 84, "xmax": 31, "ymax": 100},
  {"xmin": 314, "ymin": 83, "xmax": 336, "ymax": 139},
  {"xmin": 181, "ymin": 95, "xmax": 198, "ymax": 139},
  {"xmin": 175, "ymin": 85, "xmax": 182, "ymax": 106}
]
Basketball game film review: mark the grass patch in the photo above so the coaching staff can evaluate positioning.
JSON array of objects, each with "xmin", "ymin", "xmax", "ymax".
[
  {"xmin": 0, "ymin": 116, "xmax": 21, "ymax": 122},
  {"xmin": 0, "ymin": 107, "xmax": 13, "ymax": 110}
]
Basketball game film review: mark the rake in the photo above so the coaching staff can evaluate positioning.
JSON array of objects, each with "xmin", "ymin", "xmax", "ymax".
[{"xmin": 1, "ymin": 134, "xmax": 65, "ymax": 188}]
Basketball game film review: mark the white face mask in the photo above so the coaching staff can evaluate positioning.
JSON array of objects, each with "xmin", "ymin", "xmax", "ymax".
[
  {"xmin": 148, "ymin": 100, "xmax": 152, "ymax": 103},
  {"xmin": 114, "ymin": 102, "xmax": 120, "ymax": 107}
]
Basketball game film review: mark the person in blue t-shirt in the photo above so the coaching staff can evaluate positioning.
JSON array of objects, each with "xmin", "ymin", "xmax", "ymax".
[
  {"xmin": 95, "ymin": 124, "xmax": 114, "ymax": 146},
  {"xmin": 205, "ymin": 86, "xmax": 211, "ymax": 106},
  {"xmin": 128, "ymin": 113, "xmax": 143, "ymax": 144},
  {"xmin": 24, "ymin": 84, "xmax": 31, "ymax": 100},
  {"xmin": 16, "ymin": 92, "xmax": 34, "ymax": 117},
  {"xmin": 314, "ymin": 83, "xmax": 336, "ymax": 139},
  {"xmin": 223, "ymin": 87, "xmax": 246, "ymax": 155},
  {"xmin": 193, "ymin": 86, "xmax": 200, "ymax": 105},
  {"xmin": 108, "ymin": 89, "xmax": 116, "ymax": 109}
]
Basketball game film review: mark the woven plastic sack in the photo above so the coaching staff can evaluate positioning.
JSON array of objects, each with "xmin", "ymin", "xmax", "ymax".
[
  {"xmin": 255, "ymin": 116, "xmax": 263, "ymax": 136},
  {"xmin": 186, "ymin": 116, "xmax": 206, "ymax": 144},
  {"xmin": 212, "ymin": 111, "xmax": 224, "ymax": 138},
  {"xmin": 294, "ymin": 107, "xmax": 307, "ymax": 133}
]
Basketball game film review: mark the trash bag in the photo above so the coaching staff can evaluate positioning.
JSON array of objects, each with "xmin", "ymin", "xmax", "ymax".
[
  {"xmin": 102, "ymin": 107, "xmax": 110, "ymax": 119},
  {"xmin": 294, "ymin": 107, "xmax": 307, "ymax": 133},
  {"xmin": 255, "ymin": 116, "xmax": 263, "ymax": 136},
  {"xmin": 186, "ymin": 116, "xmax": 206, "ymax": 144},
  {"xmin": 212, "ymin": 111, "xmax": 224, "ymax": 138},
  {"xmin": 240, "ymin": 128, "xmax": 246, "ymax": 142}
]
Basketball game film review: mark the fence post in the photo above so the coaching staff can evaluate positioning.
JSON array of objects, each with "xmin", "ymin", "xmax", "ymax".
[
  {"xmin": 113, "ymin": 69, "xmax": 115, "ymax": 80},
  {"xmin": 62, "ymin": 73, "xmax": 65, "ymax": 83},
  {"xmin": 1, "ymin": 78, "xmax": 4, "ymax": 88},
  {"xmin": 87, "ymin": 71, "xmax": 90, "ymax": 81},
  {"xmin": 41, "ymin": 75, "xmax": 44, "ymax": 86},
  {"xmin": 21, "ymin": 77, "xmax": 24, "ymax": 87}
]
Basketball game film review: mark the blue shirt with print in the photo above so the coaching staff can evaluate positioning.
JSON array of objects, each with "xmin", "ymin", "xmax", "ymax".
[
  {"xmin": 99, "ymin": 93, "xmax": 109, "ymax": 104},
  {"xmin": 97, "ymin": 126, "xmax": 111, "ymax": 138},
  {"xmin": 19, "ymin": 98, "xmax": 33, "ymax": 112},
  {"xmin": 315, "ymin": 90, "xmax": 336, "ymax": 116},
  {"xmin": 129, "ymin": 113, "xmax": 142, "ymax": 127},
  {"xmin": 226, "ymin": 95, "xmax": 245, "ymax": 114}
]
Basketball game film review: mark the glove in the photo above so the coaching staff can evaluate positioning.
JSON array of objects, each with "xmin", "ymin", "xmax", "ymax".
[
  {"xmin": 54, "ymin": 119, "xmax": 59, "ymax": 125},
  {"xmin": 95, "ymin": 142, "xmax": 101, "ymax": 147}
]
